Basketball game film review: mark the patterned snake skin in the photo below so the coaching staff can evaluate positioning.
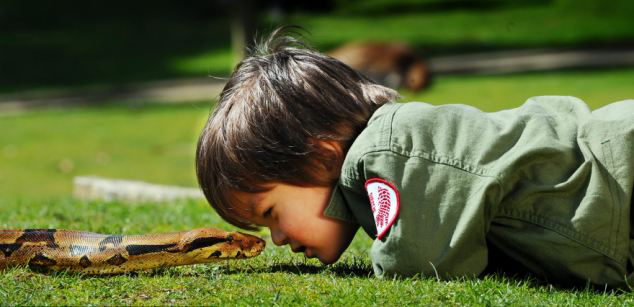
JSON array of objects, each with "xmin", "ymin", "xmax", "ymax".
[{"xmin": 0, "ymin": 228, "xmax": 265, "ymax": 275}]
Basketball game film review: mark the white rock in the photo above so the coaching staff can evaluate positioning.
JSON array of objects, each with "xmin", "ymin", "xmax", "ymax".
[{"xmin": 73, "ymin": 176, "xmax": 204, "ymax": 203}]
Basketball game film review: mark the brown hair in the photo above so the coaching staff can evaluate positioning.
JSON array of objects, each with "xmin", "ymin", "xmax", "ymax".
[{"xmin": 196, "ymin": 27, "xmax": 399, "ymax": 230}]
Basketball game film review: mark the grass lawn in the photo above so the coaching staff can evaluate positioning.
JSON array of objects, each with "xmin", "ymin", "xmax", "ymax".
[
  {"xmin": 293, "ymin": 0, "xmax": 634, "ymax": 53},
  {"xmin": 2, "ymin": 68, "xmax": 633, "ymax": 201},
  {"xmin": 2, "ymin": 1, "xmax": 633, "ymax": 304},
  {"xmin": 1, "ymin": 199, "xmax": 632, "ymax": 306},
  {"xmin": 1, "ymin": 68, "xmax": 633, "ymax": 305}
]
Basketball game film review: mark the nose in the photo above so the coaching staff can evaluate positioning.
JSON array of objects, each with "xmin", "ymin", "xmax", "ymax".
[{"xmin": 270, "ymin": 227, "xmax": 288, "ymax": 246}]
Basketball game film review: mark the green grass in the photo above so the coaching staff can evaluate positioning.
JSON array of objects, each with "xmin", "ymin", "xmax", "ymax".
[
  {"xmin": 1, "ymin": 68, "xmax": 633, "ymax": 202},
  {"xmin": 2, "ymin": 1, "xmax": 633, "ymax": 304},
  {"xmin": 0, "ymin": 102, "xmax": 211, "ymax": 201},
  {"xmin": 1, "ymin": 68, "xmax": 634, "ymax": 305},
  {"xmin": 406, "ymin": 68, "xmax": 634, "ymax": 111},
  {"xmin": 294, "ymin": 0, "xmax": 634, "ymax": 53},
  {"xmin": 1, "ymin": 199, "xmax": 633, "ymax": 306}
]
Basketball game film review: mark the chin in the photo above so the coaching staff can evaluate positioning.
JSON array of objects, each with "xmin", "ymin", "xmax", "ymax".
[
  {"xmin": 319, "ymin": 258, "xmax": 338, "ymax": 265},
  {"xmin": 317, "ymin": 252, "xmax": 343, "ymax": 265}
]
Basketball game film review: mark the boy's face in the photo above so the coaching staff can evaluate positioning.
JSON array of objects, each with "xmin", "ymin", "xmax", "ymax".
[{"xmin": 234, "ymin": 184, "xmax": 359, "ymax": 264}]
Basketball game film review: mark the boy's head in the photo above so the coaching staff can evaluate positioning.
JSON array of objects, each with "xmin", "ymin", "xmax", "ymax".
[{"xmin": 196, "ymin": 27, "xmax": 398, "ymax": 231}]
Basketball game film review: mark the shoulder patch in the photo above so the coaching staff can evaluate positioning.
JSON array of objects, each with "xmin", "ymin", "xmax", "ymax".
[{"xmin": 364, "ymin": 178, "xmax": 400, "ymax": 239}]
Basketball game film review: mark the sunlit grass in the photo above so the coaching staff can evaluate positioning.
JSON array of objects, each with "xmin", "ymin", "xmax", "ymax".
[
  {"xmin": 1, "ymin": 69, "xmax": 633, "ymax": 305},
  {"xmin": 2, "ymin": 68, "xmax": 633, "ymax": 202},
  {"xmin": 0, "ymin": 102, "xmax": 211, "ymax": 201},
  {"xmin": 1, "ymin": 198, "xmax": 632, "ymax": 306},
  {"xmin": 404, "ymin": 68, "xmax": 634, "ymax": 111}
]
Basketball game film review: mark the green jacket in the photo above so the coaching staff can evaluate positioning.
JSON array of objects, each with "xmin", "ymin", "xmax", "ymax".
[{"xmin": 324, "ymin": 96, "xmax": 634, "ymax": 287}]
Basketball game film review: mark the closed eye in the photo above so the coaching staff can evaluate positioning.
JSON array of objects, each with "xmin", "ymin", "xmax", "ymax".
[{"xmin": 262, "ymin": 208, "xmax": 272, "ymax": 218}]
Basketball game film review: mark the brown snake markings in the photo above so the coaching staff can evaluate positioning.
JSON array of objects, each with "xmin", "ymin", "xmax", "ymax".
[{"xmin": 0, "ymin": 228, "xmax": 265, "ymax": 275}]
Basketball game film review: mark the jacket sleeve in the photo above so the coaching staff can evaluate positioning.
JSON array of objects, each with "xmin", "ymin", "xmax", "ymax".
[{"xmin": 361, "ymin": 151, "xmax": 503, "ymax": 279}]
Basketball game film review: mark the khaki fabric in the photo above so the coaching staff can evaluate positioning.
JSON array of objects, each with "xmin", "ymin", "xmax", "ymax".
[{"xmin": 324, "ymin": 96, "xmax": 634, "ymax": 287}]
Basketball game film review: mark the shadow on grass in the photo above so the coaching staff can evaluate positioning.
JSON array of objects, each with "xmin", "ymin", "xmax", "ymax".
[
  {"xmin": 481, "ymin": 271, "xmax": 634, "ymax": 294},
  {"xmin": 14, "ymin": 264, "xmax": 630, "ymax": 294},
  {"xmin": 38, "ymin": 258, "xmax": 373, "ymax": 279},
  {"xmin": 217, "ymin": 261, "xmax": 374, "ymax": 278}
]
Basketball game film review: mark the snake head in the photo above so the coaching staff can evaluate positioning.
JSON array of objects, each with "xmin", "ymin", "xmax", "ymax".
[{"xmin": 179, "ymin": 228, "xmax": 265, "ymax": 261}]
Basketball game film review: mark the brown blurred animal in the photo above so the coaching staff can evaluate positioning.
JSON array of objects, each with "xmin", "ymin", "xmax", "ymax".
[{"xmin": 327, "ymin": 42, "xmax": 431, "ymax": 91}]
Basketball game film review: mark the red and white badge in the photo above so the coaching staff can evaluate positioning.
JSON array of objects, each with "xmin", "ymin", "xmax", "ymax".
[{"xmin": 365, "ymin": 178, "xmax": 400, "ymax": 240}]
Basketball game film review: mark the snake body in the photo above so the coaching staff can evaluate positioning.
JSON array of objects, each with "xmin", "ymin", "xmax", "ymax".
[{"xmin": 0, "ymin": 228, "xmax": 265, "ymax": 275}]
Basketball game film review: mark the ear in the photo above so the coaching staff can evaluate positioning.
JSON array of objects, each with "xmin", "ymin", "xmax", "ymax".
[
  {"xmin": 311, "ymin": 139, "xmax": 346, "ymax": 176},
  {"xmin": 314, "ymin": 139, "xmax": 344, "ymax": 157}
]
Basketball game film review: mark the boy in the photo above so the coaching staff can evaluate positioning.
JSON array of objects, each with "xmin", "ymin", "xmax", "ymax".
[{"xmin": 196, "ymin": 29, "xmax": 634, "ymax": 288}]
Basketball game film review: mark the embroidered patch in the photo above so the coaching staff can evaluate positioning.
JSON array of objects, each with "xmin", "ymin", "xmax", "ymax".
[{"xmin": 365, "ymin": 178, "xmax": 400, "ymax": 240}]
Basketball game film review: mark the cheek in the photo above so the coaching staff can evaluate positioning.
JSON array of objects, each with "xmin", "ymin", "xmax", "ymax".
[
  {"xmin": 277, "ymin": 204, "xmax": 319, "ymax": 232},
  {"xmin": 275, "ymin": 212, "xmax": 310, "ymax": 240},
  {"xmin": 276, "ymin": 211, "xmax": 328, "ymax": 244},
  {"xmin": 319, "ymin": 220, "xmax": 358, "ymax": 258},
  {"xmin": 311, "ymin": 220, "xmax": 344, "ymax": 248}
]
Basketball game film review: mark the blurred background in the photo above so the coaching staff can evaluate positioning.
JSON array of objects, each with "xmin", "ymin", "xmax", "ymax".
[{"xmin": 1, "ymin": 0, "xmax": 633, "ymax": 204}]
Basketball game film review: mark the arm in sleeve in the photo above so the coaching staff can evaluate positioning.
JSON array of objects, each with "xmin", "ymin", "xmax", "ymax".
[{"xmin": 363, "ymin": 152, "xmax": 502, "ymax": 279}]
